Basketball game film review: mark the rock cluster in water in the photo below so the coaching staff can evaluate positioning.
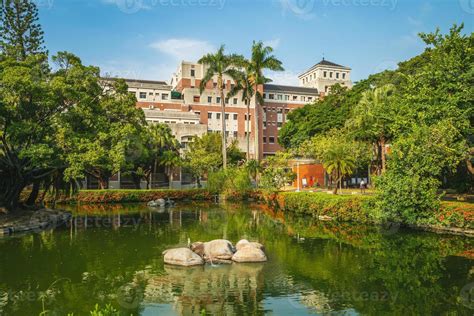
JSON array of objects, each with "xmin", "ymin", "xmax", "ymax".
[
  {"xmin": 147, "ymin": 198, "xmax": 175, "ymax": 207},
  {"xmin": 163, "ymin": 239, "xmax": 267, "ymax": 266}
]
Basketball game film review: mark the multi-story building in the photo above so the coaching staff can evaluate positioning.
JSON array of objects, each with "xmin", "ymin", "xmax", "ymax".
[
  {"xmin": 298, "ymin": 58, "xmax": 352, "ymax": 94},
  {"xmin": 126, "ymin": 58, "xmax": 351, "ymax": 159}
]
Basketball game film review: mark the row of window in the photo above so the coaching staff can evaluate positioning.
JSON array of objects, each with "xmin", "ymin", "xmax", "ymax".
[
  {"xmin": 263, "ymin": 107, "xmax": 290, "ymax": 114},
  {"xmin": 194, "ymin": 96, "xmax": 240, "ymax": 105},
  {"xmin": 263, "ymin": 93, "xmax": 314, "ymax": 102},
  {"xmin": 302, "ymin": 71, "xmax": 347, "ymax": 84},
  {"xmin": 263, "ymin": 122, "xmax": 283, "ymax": 128},
  {"xmin": 263, "ymin": 136, "xmax": 276, "ymax": 144},
  {"xmin": 207, "ymin": 112, "xmax": 254, "ymax": 121},
  {"xmin": 209, "ymin": 130, "xmax": 239, "ymax": 138},
  {"xmin": 135, "ymin": 91, "xmax": 169, "ymax": 100}
]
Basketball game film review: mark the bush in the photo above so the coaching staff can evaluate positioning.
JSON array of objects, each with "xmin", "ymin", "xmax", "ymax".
[
  {"xmin": 38, "ymin": 189, "xmax": 213, "ymax": 204},
  {"xmin": 206, "ymin": 167, "xmax": 253, "ymax": 198}
]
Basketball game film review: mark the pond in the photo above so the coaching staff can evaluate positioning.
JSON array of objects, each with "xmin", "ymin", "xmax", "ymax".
[{"xmin": 0, "ymin": 202, "xmax": 473, "ymax": 315}]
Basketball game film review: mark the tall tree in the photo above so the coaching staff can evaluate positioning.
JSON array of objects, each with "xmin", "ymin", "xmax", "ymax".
[
  {"xmin": 247, "ymin": 41, "xmax": 284, "ymax": 161},
  {"xmin": 0, "ymin": 0, "xmax": 46, "ymax": 60},
  {"xmin": 346, "ymin": 84, "xmax": 396, "ymax": 175},
  {"xmin": 198, "ymin": 45, "xmax": 244, "ymax": 169},
  {"xmin": 227, "ymin": 65, "xmax": 254, "ymax": 160}
]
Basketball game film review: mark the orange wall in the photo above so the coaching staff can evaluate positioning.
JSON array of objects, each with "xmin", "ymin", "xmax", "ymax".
[{"xmin": 292, "ymin": 164, "xmax": 325, "ymax": 188}]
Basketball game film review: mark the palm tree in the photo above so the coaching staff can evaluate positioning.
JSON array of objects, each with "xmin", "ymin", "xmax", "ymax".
[
  {"xmin": 198, "ymin": 45, "xmax": 244, "ymax": 169},
  {"xmin": 148, "ymin": 124, "xmax": 179, "ymax": 187},
  {"xmin": 247, "ymin": 41, "xmax": 284, "ymax": 161},
  {"xmin": 323, "ymin": 146, "xmax": 356, "ymax": 194},
  {"xmin": 227, "ymin": 66, "xmax": 254, "ymax": 160},
  {"xmin": 347, "ymin": 84, "xmax": 395, "ymax": 175},
  {"xmin": 160, "ymin": 149, "xmax": 182, "ymax": 189}
]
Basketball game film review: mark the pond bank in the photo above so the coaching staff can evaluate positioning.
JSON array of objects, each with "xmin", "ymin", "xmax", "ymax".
[
  {"xmin": 263, "ymin": 191, "xmax": 474, "ymax": 237},
  {"xmin": 0, "ymin": 208, "xmax": 71, "ymax": 236}
]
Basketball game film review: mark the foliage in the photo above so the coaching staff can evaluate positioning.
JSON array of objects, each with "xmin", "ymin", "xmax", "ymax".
[
  {"xmin": 207, "ymin": 166, "xmax": 253, "ymax": 197},
  {"xmin": 0, "ymin": 0, "xmax": 46, "ymax": 60},
  {"xmin": 198, "ymin": 45, "xmax": 244, "ymax": 168},
  {"xmin": 183, "ymin": 133, "xmax": 244, "ymax": 186},
  {"xmin": 260, "ymin": 152, "xmax": 295, "ymax": 190},
  {"xmin": 28, "ymin": 188, "xmax": 213, "ymax": 204}
]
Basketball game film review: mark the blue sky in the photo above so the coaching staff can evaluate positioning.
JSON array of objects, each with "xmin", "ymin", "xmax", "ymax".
[{"xmin": 38, "ymin": 0, "xmax": 473, "ymax": 85}]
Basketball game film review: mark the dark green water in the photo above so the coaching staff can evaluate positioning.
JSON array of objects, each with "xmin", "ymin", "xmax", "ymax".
[{"xmin": 0, "ymin": 202, "xmax": 473, "ymax": 315}]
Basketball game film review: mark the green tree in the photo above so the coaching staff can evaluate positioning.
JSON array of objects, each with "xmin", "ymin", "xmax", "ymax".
[
  {"xmin": 227, "ymin": 65, "xmax": 254, "ymax": 160},
  {"xmin": 346, "ymin": 84, "xmax": 396, "ymax": 175},
  {"xmin": 0, "ymin": 0, "xmax": 46, "ymax": 60},
  {"xmin": 198, "ymin": 45, "xmax": 244, "ymax": 169},
  {"xmin": 247, "ymin": 41, "xmax": 284, "ymax": 160},
  {"xmin": 260, "ymin": 152, "xmax": 295, "ymax": 190}
]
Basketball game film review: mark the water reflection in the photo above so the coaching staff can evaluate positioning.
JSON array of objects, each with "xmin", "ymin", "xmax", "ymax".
[{"xmin": 0, "ymin": 202, "xmax": 472, "ymax": 315}]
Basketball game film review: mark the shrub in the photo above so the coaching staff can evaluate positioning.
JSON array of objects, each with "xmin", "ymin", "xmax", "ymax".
[{"xmin": 206, "ymin": 167, "xmax": 253, "ymax": 198}]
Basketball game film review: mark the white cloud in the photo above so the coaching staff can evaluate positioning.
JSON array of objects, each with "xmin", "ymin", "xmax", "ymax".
[
  {"xmin": 265, "ymin": 70, "xmax": 299, "ymax": 86},
  {"xmin": 263, "ymin": 38, "xmax": 281, "ymax": 49},
  {"xmin": 150, "ymin": 38, "xmax": 216, "ymax": 62}
]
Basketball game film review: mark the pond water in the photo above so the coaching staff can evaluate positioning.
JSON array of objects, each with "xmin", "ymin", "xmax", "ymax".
[{"xmin": 0, "ymin": 202, "xmax": 473, "ymax": 315}]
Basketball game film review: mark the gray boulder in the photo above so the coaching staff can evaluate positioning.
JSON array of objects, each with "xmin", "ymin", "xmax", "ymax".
[
  {"xmin": 232, "ymin": 246, "xmax": 267, "ymax": 263},
  {"xmin": 191, "ymin": 239, "xmax": 235, "ymax": 262},
  {"xmin": 236, "ymin": 239, "xmax": 265, "ymax": 251},
  {"xmin": 163, "ymin": 248, "xmax": 204, "ymax": 266}
]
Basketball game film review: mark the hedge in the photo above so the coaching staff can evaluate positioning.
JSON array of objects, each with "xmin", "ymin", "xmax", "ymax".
[
  {"xmin": 40, "ymin": 189, "xmax": 214, "ymax": 204},
  {"xmin": 263, "ymin": 191, "xmax": 473, "ymax": 229}
]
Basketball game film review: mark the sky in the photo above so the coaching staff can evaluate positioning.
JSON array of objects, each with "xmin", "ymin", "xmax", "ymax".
[{"xmin": 37, "ymin": 0, "xmax": 473, "ymax": 85}]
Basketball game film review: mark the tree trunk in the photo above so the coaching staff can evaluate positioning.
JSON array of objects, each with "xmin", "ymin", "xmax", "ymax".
[
  {"xmin": 380, "ymin": 137, "xmax": 386, "ymax": 173},
  {"xmin": 26, "ymin": 180, "xmax": 40, "ymax": 206},
  {"xmin": 254, "ymin": 92, "xmax": 260, "ymax": 161},
  {"xmin": 98, "ymin": 176, "xmax": 109, "ymax": 190},
  {"xmin": 246, "ymin": 101, "xmax": 251, "ymax": 160},
  {"xmin": 132, "ymin": 174, "xmax": 141, "ymax": 190},
  {"xmin": 219, "ymin": 76, "xmax": 227, "ymax": 169},
  {"xmin": 467, "ymin": 148, "xmax": 474, "ymax": 175}
]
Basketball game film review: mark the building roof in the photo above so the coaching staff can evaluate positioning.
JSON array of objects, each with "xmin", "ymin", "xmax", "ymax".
[
  {"xmin": 143, "ymin": 109, "xmax": 200, "ymax": 121},
  {"xmin": 298, "ymin": 58, "xmax": 351, "ymax": 78},
  {"xmin": 102, "ymin": 78, "xmax": 171, "ymax": 90},
  {"xmin": 264, "ymin": 84, "xmax": 319, "ymax": 95}
]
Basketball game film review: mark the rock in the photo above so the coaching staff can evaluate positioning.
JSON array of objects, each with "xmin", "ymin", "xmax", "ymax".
[
  {"xmin": 232, "ymin": 245, "xmax": 267, "ymax": 263},
  {"xmin": 236, "ymin": 239, "xmax": 264, "ymax": 251},
  {"xmin": 163, "ymin": 248, "xmax": 204, "ymax": 266},
  {"xmin": 191, "ymin": 239, "xmax": 235, "ymax": 262},
  {"xmin": 147, "ymin": 199, "xmax": 165, "ymax": 207}
]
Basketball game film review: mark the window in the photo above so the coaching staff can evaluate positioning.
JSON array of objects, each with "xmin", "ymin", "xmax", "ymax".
[
  {"xmin": 233, "ymin": 114, "xmax": 238, "ymax": 120},
  {"xmin": 161, "ymin": 93, "xmax": 169, "ymax": 100},
  {"xmin": 329, "ymin": 72, "xmax": 333, "ymax": 78},
  {"xmin": 263, "ymin": 137, "xmax": 267, "ymax": 143},
  {"xmin": 336, "ymin": 73, "xmax": 339, "ymax": 79},
  {"xmin": 263, "ymin": 122, "xmax": 267, "ymax": 128},
  {"xmin": 269, "ymin": 94, "xmax": 274, "ymax": 100},
  {"xmin": 277, "ymin": 108, "xmax": 283, "ymax": 114},
  {"xmin": 293, "ymin": 95, "xmax": 298, "ymax": 101},
  {"xmin": 233, "ymin": 131, "xmax": 238, "ymax": 138},
  {"xmin": 324, "ymin": 71, "xmax": 327, "ymax": 78},
  {"xmin": 301, "ymin": 96, "xmax": 305, "ymax": 101},
  {"xmin": 342, "ymin": 73, "xmax": 346, "ymax": 79},
  {"xmin": 277, "ymin": 122, "xmax": 282, "ymax": 127},
  {"xmin": 233, "ymin": 98, "xmax": 237, "ymax": 105},
  {"xmin": 216, "ymin": 97, "xmax": 221, "ymax": 103},
  {"xmin": 193, "ymin": 96, "xmax": 200, "ymax": 103},
  {"xmin": 213, "ymin": 82, "xmax": 217, "ymax": 88},
  {"xmin": 225, "ymin": 114, "xmax": 229, "ymax": 120},
  {"xmin": 208, "ymin": 113, "xmax": 212, "ymax": 119},
  {"xmin": 195, "ymin": 111, "xmax": 200, "ymax": 116},
  {"xmin": 190, "ymin": 69, "xmax": 195, "ymax": 77},
  {"xmin": 225, "ymin": 98, "xmax": 229, "ymax": 104},
  {"xmin": 269, "ymin": 137, "xmax": 275, "ymax": 144},
  {"xmin": 245, "ymin": 114, "xmax": 251, "ymax": 120},
  {"xmin": 285, "ymin": 109, "xmax": 290, "ymax": 114},
  {"xmin": 155, "ymin": 92, "xmax": 160, "ymax": 96},
  {"xmin": 139, "ymin": 92, "xmax": 146, "ymax": 99},
  {"xmin": 148, "ymin": 92, "xmax": 153, "ymax": 96},
  {"xmin": 263, "ymin": 93, "xmax": 266, "ymax": 99},
  {"xmin": 308, "ymin": 97, "xmax": 313, "ymax": 102},
  {"xmin": 284, "ymin": 95, "xmax": 289, "ymax": 100},
  {"xmin": 277, "ymin": 94, "xmax": 283, "ymax": 100},
  {"xmin": 216, "ymin": 113, "xmax": 221, "ymax": 119},
  {"xmin": 263, "ymin": 107, "xmax": 267, "ymax": 113},
  {"xmin": 208, "ymin": 96, "xmax": 212, "ymax": 103}
]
